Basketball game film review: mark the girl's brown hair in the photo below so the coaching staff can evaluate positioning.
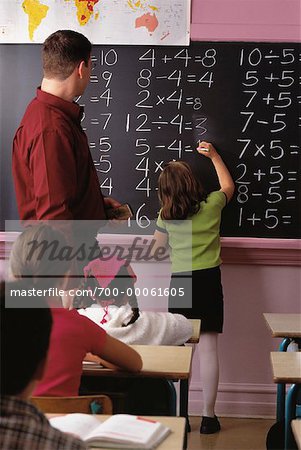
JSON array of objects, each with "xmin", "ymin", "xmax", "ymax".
[{"xmin": 158, "ymin": 161, "xmax": 206, "ymax": 220}]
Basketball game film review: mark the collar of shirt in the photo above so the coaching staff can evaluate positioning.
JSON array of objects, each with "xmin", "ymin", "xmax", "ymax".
[{"xmin": 36, "ymin": 88, "xmax": 84, "ymax": 124}]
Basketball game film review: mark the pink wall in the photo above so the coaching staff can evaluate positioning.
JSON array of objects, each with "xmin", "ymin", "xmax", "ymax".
[{"xmin": 191, "ymin": 0, "xmax": 301, "ymax": 42}]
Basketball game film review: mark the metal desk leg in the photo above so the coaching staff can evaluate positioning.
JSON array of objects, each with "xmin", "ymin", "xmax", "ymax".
[
  {"xmin": 166, "ymin": 380, "xmax": 177, "ymax": 416},
  {"xmin": 179, "ymin": 379, "xmax": 189, "ymax": 448},
  {"xmin": 279, "ymin": 338, "xmax": 292, "ymax": 352},
  {"xmin": 277, "ymin": 338, "xmax": 292, "ymax": 422},
  {"xmin": 179, "ymin": 379, "xmax": 189, "ymax": 449},
  {"xmin": 277, "ymin": 383, "xmax": 287, "ymax": 422},
  {"xmin": 285, "ymin": 383, "xmax": 300, "ymax": 450},
  {"xmin": 179, "ymin": 379, "xmax": 189, "ymax": 418},
  {"xmin": 164, "ymin": 382, "xmax": 188, "ymax": 450}
]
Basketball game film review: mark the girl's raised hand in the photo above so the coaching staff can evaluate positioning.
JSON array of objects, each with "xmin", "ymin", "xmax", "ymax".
[{"xmin": 197, "ymin": 141, "xmax": 218, "ymax": 159}]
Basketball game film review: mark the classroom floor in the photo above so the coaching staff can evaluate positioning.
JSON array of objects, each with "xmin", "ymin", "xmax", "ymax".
[{"xmin": 187, "ymin": 416, "xmax": 274, "ymax": 450}]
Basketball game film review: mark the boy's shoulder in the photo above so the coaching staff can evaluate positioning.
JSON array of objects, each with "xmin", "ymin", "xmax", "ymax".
[{"xmin": 0, "ymin": 396, "xmax": 86, "ymax": 450}]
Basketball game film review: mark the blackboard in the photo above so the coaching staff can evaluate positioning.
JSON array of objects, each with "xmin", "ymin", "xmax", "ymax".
[{"xmin": 1, "ymin": 42, "xmax": 300, "ymax": 238}]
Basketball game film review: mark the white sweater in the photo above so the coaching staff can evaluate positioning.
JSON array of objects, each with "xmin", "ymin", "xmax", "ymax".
[{"xmin": 78, "ymin": 304, "xmax": 193, "ymax": 345}]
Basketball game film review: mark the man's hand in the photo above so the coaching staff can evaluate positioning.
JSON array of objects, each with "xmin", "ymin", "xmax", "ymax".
[{"xmin": 104, "ymin": 197, "xmax": 121, "ymax": 209}]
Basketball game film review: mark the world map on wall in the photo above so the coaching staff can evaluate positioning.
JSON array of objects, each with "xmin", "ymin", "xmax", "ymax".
[{"xmin": 0, "ymin": 0, "xmax": 190, "ymax": 45}]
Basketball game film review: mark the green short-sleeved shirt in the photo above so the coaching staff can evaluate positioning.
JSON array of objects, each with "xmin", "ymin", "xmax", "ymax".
[{"xmin": 156, "ymin": 191, "xmax": 226, "ymax": 273}]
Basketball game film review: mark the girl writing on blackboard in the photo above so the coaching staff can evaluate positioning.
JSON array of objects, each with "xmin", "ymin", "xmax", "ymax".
[{"xmin": 152, "ymin": 141, "xmax": 234, "ymax": 434}]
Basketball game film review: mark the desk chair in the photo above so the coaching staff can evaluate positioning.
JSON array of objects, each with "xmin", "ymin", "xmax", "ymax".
[{"xmin": 31, "ymin": 394, "xmax": 113, "ymax": 414}]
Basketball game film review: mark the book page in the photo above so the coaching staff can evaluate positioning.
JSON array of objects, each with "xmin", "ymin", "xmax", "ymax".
[
  {"xmin": 50, "ymin": 413, "xmax": 102, "ymax": 440},
  {"xmin": 50, "ymin": 413, "xmax": 171, "ymax": 448},
  {"xmin": 146, "ymin": 426, "xmax": 171, "ymax": 449},
  {"xmin": 85, "ymin": 415, "xmax": 165, "ymax": 445}
]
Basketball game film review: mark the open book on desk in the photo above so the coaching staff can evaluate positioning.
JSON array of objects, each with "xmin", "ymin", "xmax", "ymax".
[{"xmin": 49, "ymin": 413, "xmax": 171, "ymax": 449}]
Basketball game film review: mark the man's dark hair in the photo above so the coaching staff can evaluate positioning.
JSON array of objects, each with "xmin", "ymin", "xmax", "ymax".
[
  {"xmin": 42, "ymin": 29, "xmax": 92, "ymax": 80},
  {"xmin": 0, "ymin": 281, "xmax": 52, "ymax": 395}
]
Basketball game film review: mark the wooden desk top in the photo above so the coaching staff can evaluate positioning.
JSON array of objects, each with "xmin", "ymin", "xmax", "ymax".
[
  {"xmin": 292, "ymin": 420, "xmax": 301, "ymax": 450},
  {"xmin": 83, "ymin": 345, "xmax": 192, "ymax": 380},
  {"xmin": 270, "ymin": 352, "xmax": 301, "ymax": 384},
  {"xmin": 263, "ymin": 313, "xmax": 301, "ymax": 338},
  {"xmin": 47, "ymin": 415, "xmax": 186, "ymax": 450},
  {"xmin": 187, "ymin": 319, "xmax": 201, "ymax": 344}
]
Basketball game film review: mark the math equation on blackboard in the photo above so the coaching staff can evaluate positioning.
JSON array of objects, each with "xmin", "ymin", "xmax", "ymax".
[{"xmin": 79, "ymin": 43, "xmax": 300, "ymax": 238}]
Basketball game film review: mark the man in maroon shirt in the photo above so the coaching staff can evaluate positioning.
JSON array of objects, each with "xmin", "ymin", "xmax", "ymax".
[{"xmin": 12, "ymin": 30, "xmax": 119, "ymax": 222}]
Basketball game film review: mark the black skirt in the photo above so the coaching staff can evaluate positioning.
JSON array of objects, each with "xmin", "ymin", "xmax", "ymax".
[{"xmin": 168, "ymin": 266, "xmax": 224, "ymax": 333}]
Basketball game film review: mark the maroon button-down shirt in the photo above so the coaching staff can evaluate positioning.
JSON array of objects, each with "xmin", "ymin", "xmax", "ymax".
[{"xmin": 12, "ymin": 88, "xmax": 106, "ymax": 221}]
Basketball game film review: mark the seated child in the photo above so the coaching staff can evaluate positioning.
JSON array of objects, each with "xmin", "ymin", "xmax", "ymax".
[
  {"xmin": 76, "ymin": 253, "xmax": 192, "ymax": 416},
  {"xmin": 9, "ymin": 224, "xmax": 142, "ymax": 397},
  {"xmin": 0, "ymin": 280, "xmax": 86, "ymax": 450},
  {"xmin": 77, "ymin": 255, "xmax": 193, "ymax": 345}
]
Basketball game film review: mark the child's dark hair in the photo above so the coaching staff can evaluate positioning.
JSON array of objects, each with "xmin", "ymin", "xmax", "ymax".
[
  {"xmin": 1, "ymin": 280, "xmax": 52, "ymax": 395},
  {"xmin": 105, "ymin": 265, "xmax": 140, "ymax": 327},
  {"xmin": 79, "ymin": 265, "xmax": 140, "ymax": 326},
  {"xmin": 158, "ymin": 161, "xmax": 206, "ymax": 220}
]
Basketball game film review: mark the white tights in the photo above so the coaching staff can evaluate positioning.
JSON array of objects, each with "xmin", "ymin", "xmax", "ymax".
[{"xmin": 197, "ymin": 332, "xmax": 219, "ymax": 417}]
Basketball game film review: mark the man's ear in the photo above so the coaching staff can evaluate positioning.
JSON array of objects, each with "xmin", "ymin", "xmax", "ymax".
[{"xmin": 77, "ymin": 60, "xmax": 86, "ymax": 79}]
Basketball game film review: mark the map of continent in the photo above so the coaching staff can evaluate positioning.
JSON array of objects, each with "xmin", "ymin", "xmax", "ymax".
[
  {"xmin": 22, "ymin": 0, "xmax": 49, "ymax": 41},
  {"xmin": 135, "ymin": 13, "xmax": 158, "ymax": 33},
  {"xmin": 70, "ymin": 0, "xmax": 100, "ymax": 26},
  {"xmin": 128, "ymin": 0, "xmax": 159, "ymax": 33}
]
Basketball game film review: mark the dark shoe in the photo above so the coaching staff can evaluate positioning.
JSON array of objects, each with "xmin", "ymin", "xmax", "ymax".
[{"xmin": 200, "ymin": 415, "xmax": 221, "ymax": 434}]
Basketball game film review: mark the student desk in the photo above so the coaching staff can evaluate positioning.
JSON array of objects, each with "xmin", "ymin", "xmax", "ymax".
[
  {"xmin": 83, "ymin": 345, "xmax": 192, "ymax": 420},
  {"xmin": 270, "ymin": 352, "xmax": 301, "ymax": 450},
  {"xmin": 264, "ymin": 313, "xmax": 301, "ymax": 422},
  {"xmin": 292, "ymin": 420, "xmax": 301, "ymax": 450},
  {"xmin": 47, "ymin": 415, "xmax": 186, "ymax": 450},
  {"xmin": 187, "ymin": 319, "xmax": 201, "ymax": 344},
  {"xmin": 263, "ymin": 313, "xmax": 301, "ymax": 343}
]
